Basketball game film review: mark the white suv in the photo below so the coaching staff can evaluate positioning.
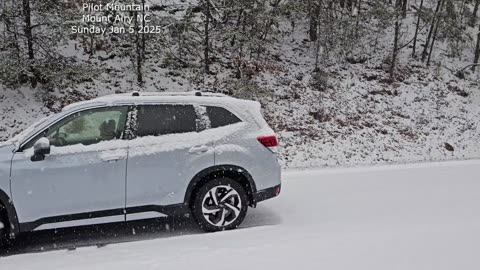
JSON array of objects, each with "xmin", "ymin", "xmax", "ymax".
[{"xmin": 0, "ymin": 91, "xmax": 281, "ymax": 244}]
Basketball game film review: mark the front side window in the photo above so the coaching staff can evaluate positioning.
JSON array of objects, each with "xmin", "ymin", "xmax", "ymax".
[
  {"xmin": 24, "ymin": 107, "xmax": 128, "ymax": 148},
  {"xmin": 136, "ymin": 105, "xmax": 197, "ymax": 137}
]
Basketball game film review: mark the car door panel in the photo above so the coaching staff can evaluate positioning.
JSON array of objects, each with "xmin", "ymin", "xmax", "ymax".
[
  {"xmin": 126, "ymin": 145, "xmax": 213, "ymax": 208},
  {"xmin": 11, "ymin": 148, "xmax": 127, "ymax": 224},
  {"xmin": 125, "ymin": 104, "xmax": 214, "ymax": 213}
]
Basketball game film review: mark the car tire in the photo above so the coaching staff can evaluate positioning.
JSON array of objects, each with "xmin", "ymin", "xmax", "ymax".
[
  {"xmin": 0, "ymin": 207, "xmax": 9, "ymax": 250},
  {"xmin": 192, "ymin": 177, "xmax": 248, "ymax": 232}
]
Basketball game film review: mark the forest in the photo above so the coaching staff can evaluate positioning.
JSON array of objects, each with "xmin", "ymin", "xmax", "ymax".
[{"xmin": 1, "ymin": 0, "xmax": 479, "ymax": 167}]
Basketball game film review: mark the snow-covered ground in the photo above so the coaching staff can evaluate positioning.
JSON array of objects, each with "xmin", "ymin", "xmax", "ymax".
[{"xmin": 2, "ymin": 159, "xmax": 479, "ymax": 269}]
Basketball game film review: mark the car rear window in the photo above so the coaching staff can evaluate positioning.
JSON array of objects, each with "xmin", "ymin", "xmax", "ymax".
[
  {"xmin": 206, "ymin": 106, "xmax": 241, "ymax": 128},
  {"xmin": 136, "ymin": 105, "xmax": 197, "ymax": 137}
]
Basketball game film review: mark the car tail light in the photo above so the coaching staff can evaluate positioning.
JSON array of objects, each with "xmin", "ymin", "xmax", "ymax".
[{"xmin": 257, "ymin": 135, "xmax": 278, "ymax": 148}]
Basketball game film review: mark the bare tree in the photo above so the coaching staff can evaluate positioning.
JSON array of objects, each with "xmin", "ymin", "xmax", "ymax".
[
  {"xmin": 309, "ymin": 0, "xmax": 320, "ymax": 42},
  {"xmin": 426, "ymin": 0, "xmax": 446, "ymax": 66},
  {"xmin": 135, "ymin": 0, "xmax": 147, "ymax": 86},
  {"xmin": 203, "ymin": 0, "xmax": 211, "ymax": 74},
  {"xmin": 472, "ymin": 23, "xmax": 480, "ymax": 72},
  {"xmin": 390, "ymin": 0, "xmax": 403, "ymax": 80},
  {"xmin": 411, "ymin": 0, "xmax": 424, "ymax": 57},
  {"xmin": 402, "ymin": 0, "xmax": 408, "ymax": 18},
  {"xmin": 422, "ymin": 0, "xmax": 444, "ymax": 62},
  {"xmin": 22, "ymin": 0, "xmax": 36, "ymax": 87},
  {"xmin": 470, "ymin": 0, "xmax": 480, "ymax": 27}
]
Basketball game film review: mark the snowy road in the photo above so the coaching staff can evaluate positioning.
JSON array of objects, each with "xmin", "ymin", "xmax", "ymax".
[{"xmin": 1, "ymin": 160, "xmax": 480, "ymax": 269}]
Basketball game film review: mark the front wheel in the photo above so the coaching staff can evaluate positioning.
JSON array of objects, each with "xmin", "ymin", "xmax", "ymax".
[
  {"xmin": 192, "ymin": 178, "xmax": 248, "ymax": 232},
  {"xmin": 0, "ymin": 207, "xmax": 9, "ymax": 249}
]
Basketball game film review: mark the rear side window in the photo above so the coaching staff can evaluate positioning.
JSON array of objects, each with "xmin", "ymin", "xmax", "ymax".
[
  {"xmin": 136, "ymin": 105, "xmax": 197, "ymax": 137},
  {"xmin": 206, "ymin": 106, "xmax": 241, "ymax": 128}
]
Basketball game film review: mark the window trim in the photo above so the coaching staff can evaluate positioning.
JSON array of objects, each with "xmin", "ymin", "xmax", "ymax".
[{"xmin": 19, "ymin": 105, "xmax": 130, "ymax": 152}]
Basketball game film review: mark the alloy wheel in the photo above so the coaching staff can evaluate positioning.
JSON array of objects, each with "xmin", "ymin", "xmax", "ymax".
[{"xmin": 201, "ymin": 185, "xmax": 242, "ymax": 227}]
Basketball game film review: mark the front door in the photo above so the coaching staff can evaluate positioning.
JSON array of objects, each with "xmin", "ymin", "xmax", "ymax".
[{"xmin": 11, "ymin": 106, "xmax": 129, "ymax": 230}]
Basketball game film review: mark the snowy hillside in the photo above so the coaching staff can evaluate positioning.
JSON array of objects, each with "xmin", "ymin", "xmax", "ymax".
[
  {"xmin": 1, "ymin": 0, "xmax": 479, "ymax": 168},
  {"xmin": 2, "ymin": 159, "xmax": 480, "ymax": 269},
  {"xmin": 1, "ymin": 37, "xmax": 479, "ymax": 168}
]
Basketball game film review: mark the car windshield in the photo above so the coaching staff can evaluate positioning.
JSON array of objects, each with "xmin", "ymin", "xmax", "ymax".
[{"xmin": 1, "ymin": 114, "xmax": 57, "ymax": 147}]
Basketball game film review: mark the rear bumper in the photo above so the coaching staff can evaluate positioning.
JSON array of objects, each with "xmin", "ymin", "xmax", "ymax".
[{"xmin": 252, "ymin": 184, "xmax": 281, "ymax": 204}]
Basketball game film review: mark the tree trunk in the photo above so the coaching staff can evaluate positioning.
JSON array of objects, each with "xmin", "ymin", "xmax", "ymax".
[
  {"xmin": 470, "ymin": 0, "xmax": 480, "ymax": 27},
  {"xmin": 89, "ymin": 32, "xmax": 94, "ymax": 56},
  {"xmin": 390, "ymin": 20, "xmax": 400, "ymax": 81},
  {"xmin": 309, "ymin": 17, "xmax": 317, "ymax": 41},
  {"xmin": 22, "ymin": 0, "xmax": 36, "ymax": 87},
  {"xmin": 402, "ymin": 0, "xmax": 408, "ymax": 18},
  {"xmin": 141, "ymin": 0, "xmax": 146, "ymax": 65},
  {"xmin": 390, "ymin": 0, "xmax": 402, "ymax": 81},
  {"xmin": 136, "ymin": 0, "xmax": 146, "ymax": 86},
  {"xmin": 230, "ymin": 8, "xmax": 244, "ymax": 47},
  {"xmin": 204, "ymin": 0, "xmax": 210, "ymax": 74},
  {"xmin": 422, "ymin": 0, "xmax": 442, "ymax": 62},
  {"xmin": 412, "ymin": 0, "xmax": 424, "ymax": 57},
  {"xmin": 309, "ymin": 2, "xmax": 319, "ymax": 41},
  {"xmin": 314, "ymin": 38, "xmax": 321, "ymax": 71},
  {"xmin": 426, "ymin": 0, "xmax": 445, "ymax": 66},
  {"xmin": 355, "ymin": 0, "xmax": 362, "ymax": 37},
  {"xmin": 2, "ymin": 0, "xmax": 19, "ymax": 57},
  {"xmin": 472, "ymin": 23, "xmax": 480, "ymax": 72},
  {"xmin": 1, "ymin": 0, "xmax": 6, "ymax": 49},
  {"xmin": 134, "ymin": 11, "xmax": 142, "ymax": 85}
]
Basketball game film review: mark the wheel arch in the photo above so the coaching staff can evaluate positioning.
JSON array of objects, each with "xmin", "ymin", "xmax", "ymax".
[
  {"xmin": 0, "ymin": 189, "xmax": 20, "ymax": 236},
  {"xmin": 184, "ymin": 165, "xmax": 257, "ymax": 206}
]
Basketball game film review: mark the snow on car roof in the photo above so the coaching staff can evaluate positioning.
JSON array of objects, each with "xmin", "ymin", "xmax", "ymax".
[
  {"xmin": 61, "ymin": 91, "xmax": 271, "ymax": 133},
  {"xmin": 62, "ymin": 91, "xmax": 234, "ymax": 112}
]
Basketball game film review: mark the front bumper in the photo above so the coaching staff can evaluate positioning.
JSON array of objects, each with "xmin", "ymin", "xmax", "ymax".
[{"xmin": 252, "ymin": 184, "xmax": 281, "ymax": 204}]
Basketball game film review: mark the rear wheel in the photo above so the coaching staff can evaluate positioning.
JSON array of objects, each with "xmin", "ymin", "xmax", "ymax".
[{"xmin": 192, "ymin": 178, "xmax": 248, "ymax": 232}]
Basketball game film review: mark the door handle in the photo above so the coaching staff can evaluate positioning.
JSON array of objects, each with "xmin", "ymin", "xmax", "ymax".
[
  {"xmin": 100, "ymin": 150, "xmax": 127, "ymax": 162},
  {"xmin": 102, "ymin": 157, "xmax": 122, "ymax": 163},
  {"xmin": 188, "ymin": 145, "xmax": 209, "ymax": 154}
]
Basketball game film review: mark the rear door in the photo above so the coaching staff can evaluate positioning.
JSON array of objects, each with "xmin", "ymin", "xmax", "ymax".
[{"xmin": 125, "ymin": 104, "xmax": 214, "ymax": 219}]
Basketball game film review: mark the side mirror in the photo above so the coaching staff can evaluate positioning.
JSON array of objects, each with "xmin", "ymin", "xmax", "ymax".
[{"xmin": 31, "ymin": 137, "xmax": 50, "ymax": 162}]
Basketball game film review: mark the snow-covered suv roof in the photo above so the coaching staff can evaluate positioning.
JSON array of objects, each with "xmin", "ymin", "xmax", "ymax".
[
  {"xmin": 62, "ymin": 91, "xmax": 235, "ymax": 112},
  {"xmin": 61, "ymin": 91, "xmax": 271, "ymax": 134}
]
